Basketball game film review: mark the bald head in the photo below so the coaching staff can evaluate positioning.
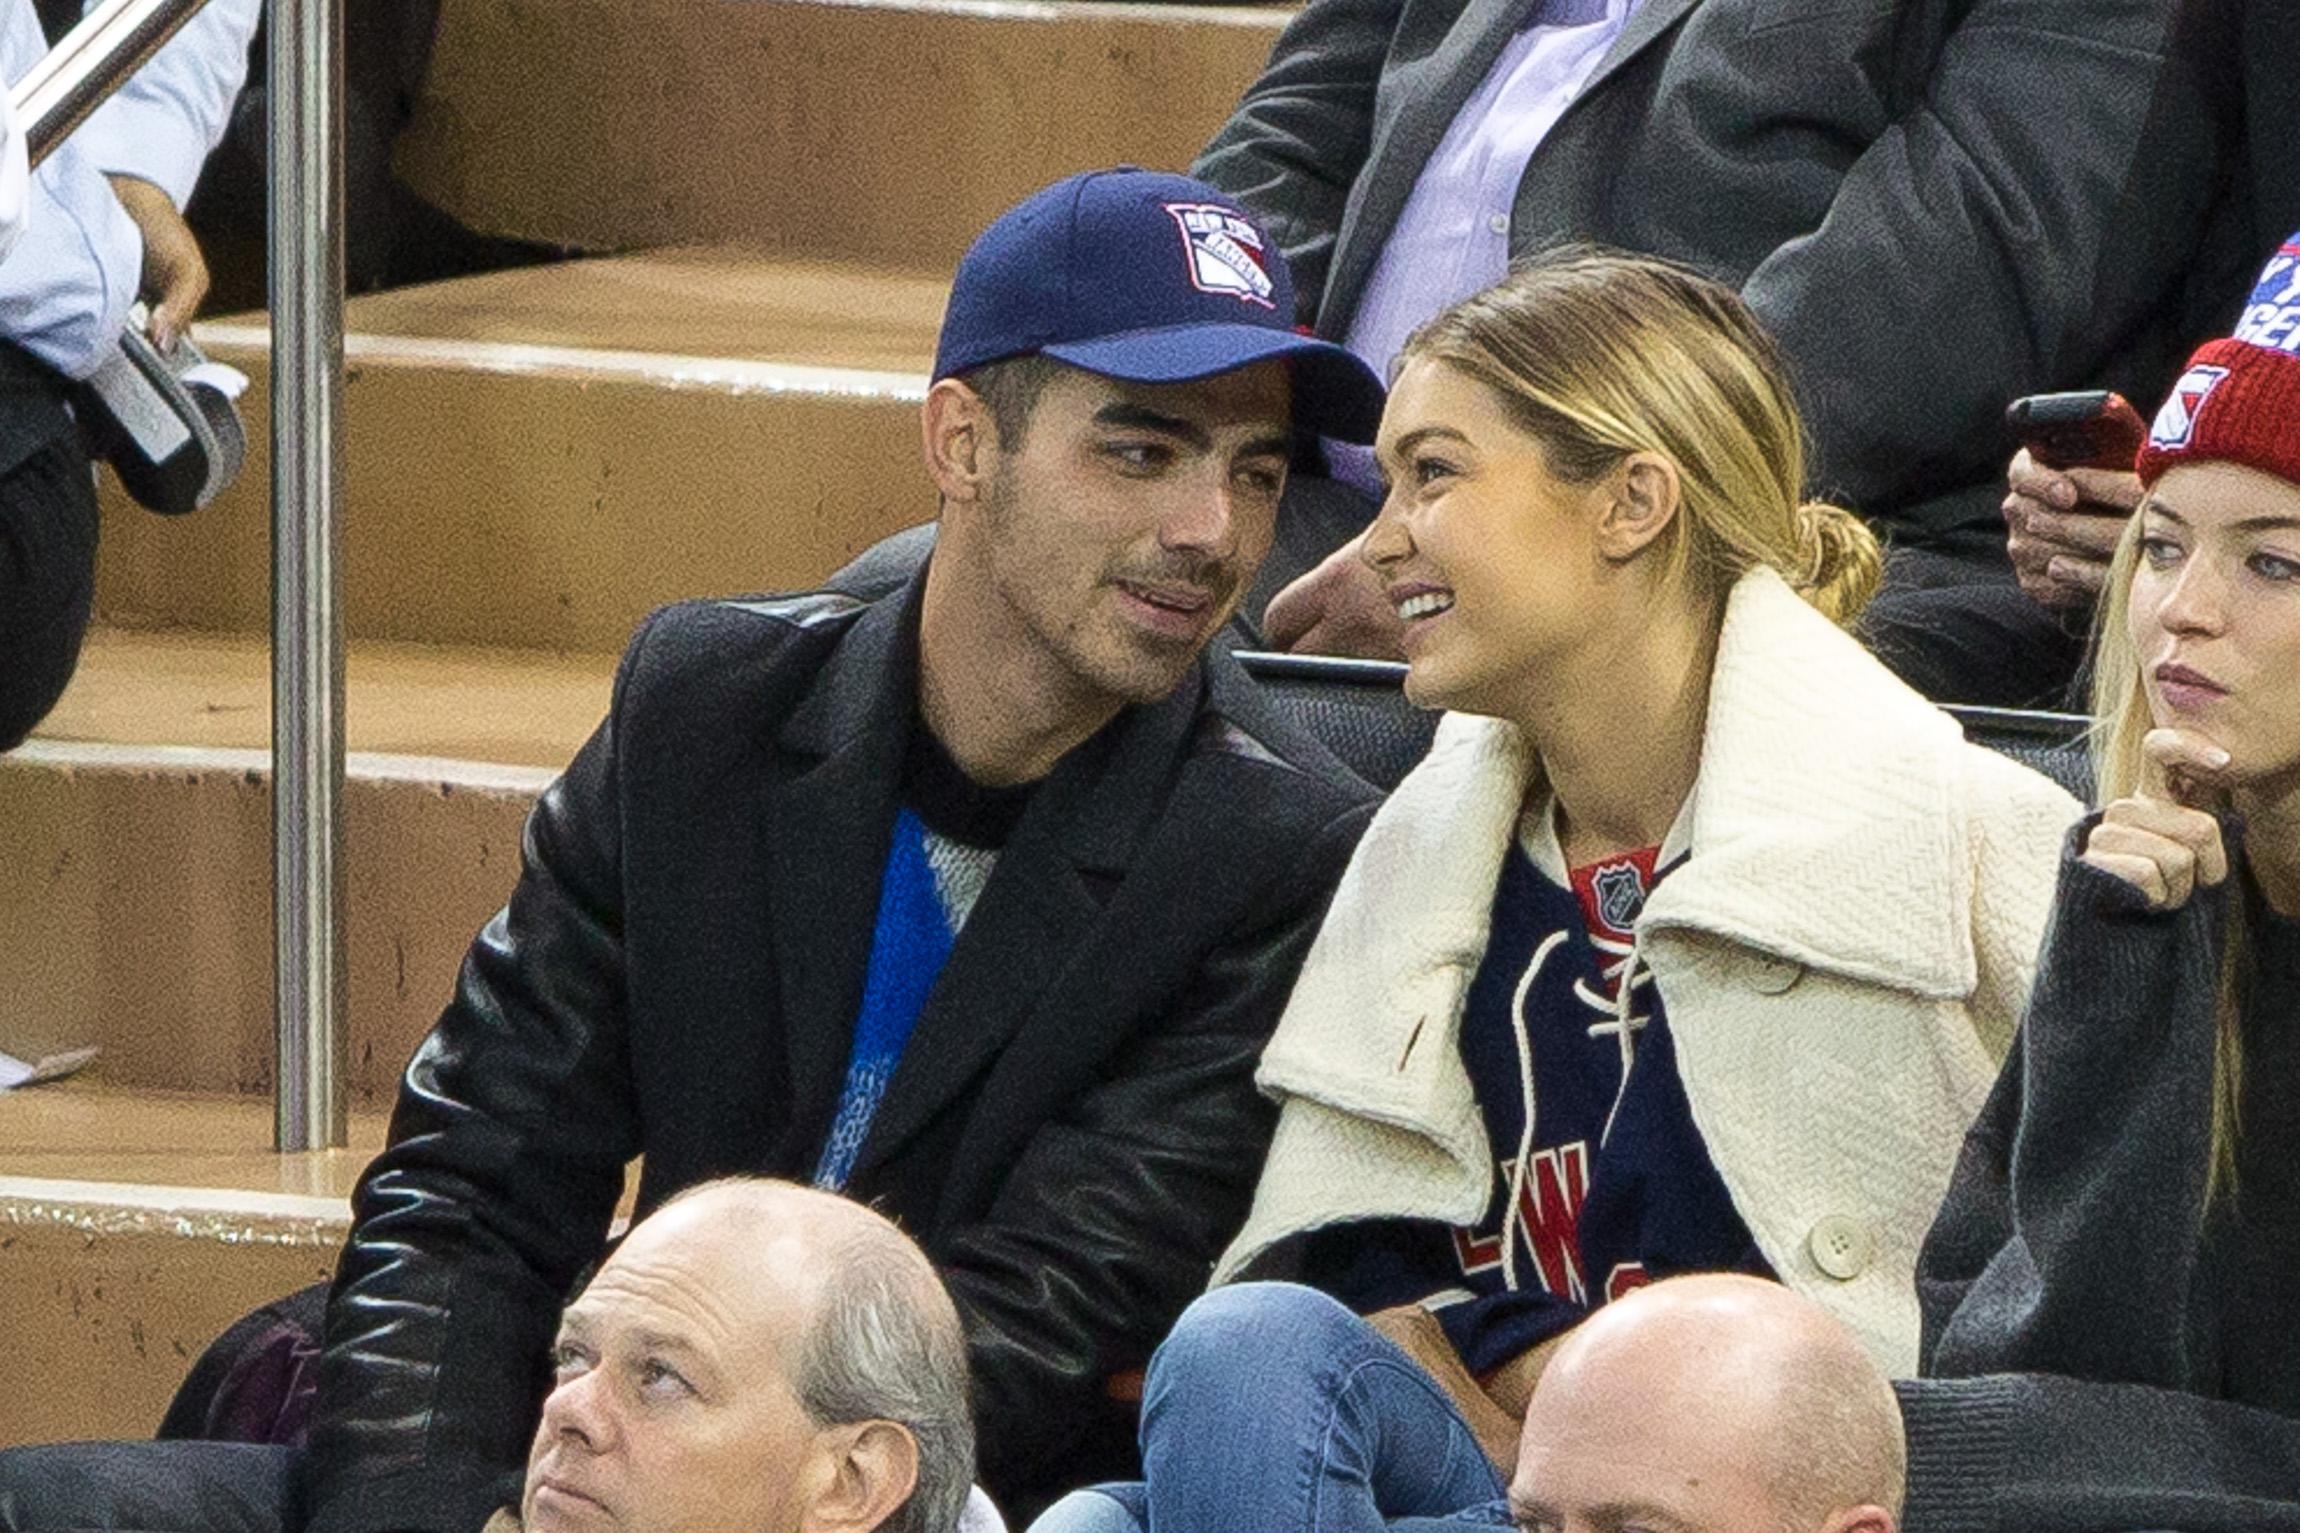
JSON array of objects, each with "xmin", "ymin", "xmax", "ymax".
[
  {"xmin": 527, "ymin": 1178, "xmax": 973, "ymax": 1533},
  {"xmin": 1511, "ymin": 1276, "xmax": 1903, "ymax": 1533}
]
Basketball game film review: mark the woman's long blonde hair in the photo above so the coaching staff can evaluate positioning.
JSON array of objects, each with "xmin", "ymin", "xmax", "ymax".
[
  {"xmin": 1396, "ymin": 247, "xmax": 1883, "ymax": 625},
  {"xmin": 2089, "ymin": 515, "xmax": 2249, "ymax": 1199}
]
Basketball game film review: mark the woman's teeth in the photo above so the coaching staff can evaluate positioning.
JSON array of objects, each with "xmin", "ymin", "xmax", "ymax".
[{"xmin": 1397, "ymin": 592, "xmax": 1454, "ymax": 622}]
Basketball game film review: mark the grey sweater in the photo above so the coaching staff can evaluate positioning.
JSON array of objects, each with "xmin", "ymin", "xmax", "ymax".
[{"xmin": 1899, "ymin": 824, "xmax": 2300, "ymax": 1532}]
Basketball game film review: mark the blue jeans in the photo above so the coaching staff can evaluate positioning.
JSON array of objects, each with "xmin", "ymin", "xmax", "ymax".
[{"xmin": 1028, "ymin": 1283, "xmax": 1512, "ymax": 1533}]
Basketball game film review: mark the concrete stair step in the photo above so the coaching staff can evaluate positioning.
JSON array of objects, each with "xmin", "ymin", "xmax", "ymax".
[
  {"xmin": 40, "ymin": 627, "xmax": 612, "ymax": 767},
  {"xmin": 97, "ymin": 251, "xmax": 943, "ymax": 651},
  {"xmin": 0, "ymin": 1082, "xmax": 379, "ymax": 1444},
  {"xmin": 0, "ymin": 730, "xmax": 550, "ymax": 1104},
  {"xmin": 398, "ymin": 0, "xmax": 1288, "ymax": 268}
]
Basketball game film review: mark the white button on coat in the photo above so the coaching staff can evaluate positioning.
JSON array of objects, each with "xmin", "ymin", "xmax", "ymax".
[{"xmin": 1809, "ymin": 1214, "xmax": 1877, "ymax": 1280}]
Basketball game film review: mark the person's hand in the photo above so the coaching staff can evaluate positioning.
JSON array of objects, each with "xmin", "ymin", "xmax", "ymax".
[
  {"xmin": 1263, "ymin": 529, "xmax": 1408, "ymax": 659},
  {"xmin": 2002, "ymin": 448, "xmax": 2143, "ymax": 612},
  {"xmin": 107, "ymin": 173, "xmax": 209, "ymax": 353},
  {"xmin": 1365, "ymin": 1303, "xmax": 1522, "ymax": 1475},
  {"xmin": 2080, "ymin": 727, "xmax": 2232, "ymax": 908}
]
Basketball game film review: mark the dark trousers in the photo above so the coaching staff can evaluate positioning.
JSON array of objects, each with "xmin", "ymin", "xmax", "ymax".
[
  {"xmin": 0, "ymin": 1441, "xmax": 296, "ymax": 1533},
  {"xmin": 0, "ymin": 347, "xmax": 99, "ymax": 752}
]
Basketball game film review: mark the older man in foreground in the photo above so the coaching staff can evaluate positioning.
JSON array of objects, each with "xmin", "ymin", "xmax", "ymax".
[{"xmin": 500, "ymin": 1177, "xmax": 990, "ymax": 1533}]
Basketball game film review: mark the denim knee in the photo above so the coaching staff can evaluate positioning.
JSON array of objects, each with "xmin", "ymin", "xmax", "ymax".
[
  {"xmin": 1143, "ymin": 1281, "xmax": 1374, "ymax": 1411},
  {"xmin": 1025, "ymin": 1486, "xmax": 1148, "ymax": 1533}
]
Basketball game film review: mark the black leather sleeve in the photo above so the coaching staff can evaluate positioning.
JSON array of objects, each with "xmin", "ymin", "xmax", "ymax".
[
  {"xmin": 300, "ymin": 626, "xmax": 655, "ymax": 1533},
  {"xmin": 1189, "ymin": 0, "xmax": 1406, "ymax": 326},
  {"xmin": 946, "ymin": 801, "xmax": 1373, "ymax": 1492}
]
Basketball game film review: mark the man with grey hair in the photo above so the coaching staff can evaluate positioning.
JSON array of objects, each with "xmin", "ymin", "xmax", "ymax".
[
  {"xmin": 1500, "ymin": 1275, "xmax": 1904, "ymax": 1533},
  {"xmin": 507, "ymin": 1177, "xmax": 993, "ymax": 1533}
]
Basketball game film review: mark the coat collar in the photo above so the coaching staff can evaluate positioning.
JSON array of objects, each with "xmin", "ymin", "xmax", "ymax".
[{"xmin": 763, "ymin": 564, "xmax": 1214, "ymax": 1177}]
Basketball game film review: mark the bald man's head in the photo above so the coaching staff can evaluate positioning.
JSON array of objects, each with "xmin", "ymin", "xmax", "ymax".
[
  {"xmin": 525, "ymin": 1178, "xmax": 973, "ymax": 1533},
  {"xmin": 1510, "ymin": 1276, "xmax": 1903, "ymax": 1533}
]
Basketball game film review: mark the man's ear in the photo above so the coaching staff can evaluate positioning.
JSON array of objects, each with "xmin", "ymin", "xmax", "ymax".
[
  {"xmin": 1817, "ymin": 1504, "xmax": 1898, "ymax": 1533},
  {"xmin": 923, "ymin": 379, "xmax": 993, "ymax": 506},
  {"xmin": 1593, "ymin": 451, "xmax": 1681, "ymax": 564},
  {"xmin": 802, "ymin": 1420, "xmax": 921, "ymax": 1533}
]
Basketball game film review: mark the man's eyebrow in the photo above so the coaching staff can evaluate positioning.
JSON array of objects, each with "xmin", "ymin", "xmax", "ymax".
[
  {"xmin": 1507, "ymin": 1497, "xmax": 1693, "ymax": 1533},
  {"xmin": 1092, "ymin": 401, "xmax": 1211, "ymax": 450}
]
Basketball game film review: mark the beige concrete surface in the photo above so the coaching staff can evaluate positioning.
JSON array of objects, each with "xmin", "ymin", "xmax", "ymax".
[
  {"xmin": 0, "ymin": 743, "xmax": 548, "ymax": 1102},
  {"xmin": 397, "ymin": 0, "xmax": 1289, "ymax": 266},
  {"xmin": 97, "ymin": 278, "xmax": 935, "ymax": 649}
]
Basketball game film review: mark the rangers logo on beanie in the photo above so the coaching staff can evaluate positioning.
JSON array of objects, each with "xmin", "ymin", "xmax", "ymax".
[{"xmin": 2137, "ymin": 232, "xmax": 2300, "ymax": 489}]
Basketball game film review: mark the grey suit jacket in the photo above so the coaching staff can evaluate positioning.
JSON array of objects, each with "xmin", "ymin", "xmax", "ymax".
[{"xmin": 1197, "ymin": 0, "xmax": 2247, "ymax": 549}]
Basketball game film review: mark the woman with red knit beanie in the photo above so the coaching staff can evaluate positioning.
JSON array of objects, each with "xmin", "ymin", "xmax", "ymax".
[{"xmin": 1897, "ymin": 235, "xmax": 2300, "ymax": 1532}]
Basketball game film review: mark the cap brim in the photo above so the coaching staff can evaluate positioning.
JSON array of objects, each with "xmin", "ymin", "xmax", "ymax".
[{"xmin": 1044, "ymin": 323, "xmax": 1388, "ymax": 444}]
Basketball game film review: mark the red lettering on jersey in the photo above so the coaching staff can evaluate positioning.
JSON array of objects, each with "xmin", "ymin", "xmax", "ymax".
[
  {"xmin": 1604, "ymin": 1262, "xmax": 1651, "ymax": 1304},
  {"xmin": 1516, "ymin": 1142, "xmax": 1591, "ymax": 1304},
  {"xmin": 1452, "ymin": 1225, "xmax": 1503, "ymax": 1276}
]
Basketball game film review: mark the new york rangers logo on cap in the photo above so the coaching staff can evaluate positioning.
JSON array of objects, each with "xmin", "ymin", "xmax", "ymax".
[
  {"xmin": 1166, "ymin": 202, "xmax": 1277, "ymax": 309},
  {"xmin": 2151, "ymin": 363, "xmax": 2230, "ymax": 451}
]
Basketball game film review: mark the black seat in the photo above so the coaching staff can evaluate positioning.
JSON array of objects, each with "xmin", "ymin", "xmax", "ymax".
[{"xmin": 1237, "ymin": 651, "xmax": 2095, "ymax": 803}]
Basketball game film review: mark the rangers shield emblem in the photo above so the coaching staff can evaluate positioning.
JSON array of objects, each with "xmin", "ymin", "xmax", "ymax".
[
  {"xmin": 1165, "ymin": 202, "xmax": 1278, "ymax": 309},
  {"xmin": 2150, "ymin": 363, "xmax": 2230, "ymax": 451}
]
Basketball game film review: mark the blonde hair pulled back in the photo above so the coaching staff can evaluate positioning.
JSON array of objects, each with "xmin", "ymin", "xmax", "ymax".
[{"xmin": 1397, "ymin": 248, "xmax": 1882, "ymax": 625}]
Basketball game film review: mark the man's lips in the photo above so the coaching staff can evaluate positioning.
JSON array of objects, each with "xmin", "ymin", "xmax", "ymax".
[
  {"xmin": 532, "ymin": 1471, "xmax": 611, "ymax": 1520},
  {"xmin": 1113, "ymin": 578, "xmax": 1221, "ymax": 639}
]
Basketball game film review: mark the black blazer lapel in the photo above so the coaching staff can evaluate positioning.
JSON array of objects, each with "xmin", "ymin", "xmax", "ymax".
[
  {"xmin": 1536, "ymin": 0, "xmax": 1701, "ymax": 144},
  {"xmin": 762, "ymin": 585, "xmax": 919, "ymax": 1155},
  {"xmin": 847, "ymin": 668, "xmax": 1207, "ymax": 1182}
]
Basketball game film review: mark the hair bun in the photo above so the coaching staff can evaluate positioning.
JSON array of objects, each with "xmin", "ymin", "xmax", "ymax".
[{"xmin": 1790, "ymin": 500, "xmax": 1883, "ymax": 626}]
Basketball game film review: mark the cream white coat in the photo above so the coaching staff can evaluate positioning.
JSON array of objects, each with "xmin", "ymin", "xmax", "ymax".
[{"xmin": 1213, "ymin": 569, "xmax": 2081, "ymax": 1373}]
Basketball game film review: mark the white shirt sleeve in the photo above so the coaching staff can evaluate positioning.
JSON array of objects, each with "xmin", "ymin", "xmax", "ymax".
[
  {"xmin": 72, "ymin": 0, "xmax": 261, "ymax": 206},
  {"xmin": 0, "ymin": 0, "xmax": 141, "ymax": 379}
]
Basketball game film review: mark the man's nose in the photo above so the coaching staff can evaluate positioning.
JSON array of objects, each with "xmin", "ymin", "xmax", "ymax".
[
  {"xmin": 539, "ymin": 1368, "xmax": 614, "ymax": 1454},
  {"xmin": 1158, "ymin": 470, "xmax": 1241, "ymax": 559}
]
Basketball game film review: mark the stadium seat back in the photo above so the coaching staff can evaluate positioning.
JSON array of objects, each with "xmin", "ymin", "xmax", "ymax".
[{"xmin": 1237, "ymin": 653, "xmax": 2097, "ymax": 803}]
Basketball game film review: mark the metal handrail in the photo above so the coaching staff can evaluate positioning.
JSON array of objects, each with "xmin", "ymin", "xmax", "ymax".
[
  {"xmin": 14, "ymin": 0, "xmax": 211, "ymax": 167},
  {"xmin": 271, "ymin": 0, "xmax": 347, "ymax": 1151}
]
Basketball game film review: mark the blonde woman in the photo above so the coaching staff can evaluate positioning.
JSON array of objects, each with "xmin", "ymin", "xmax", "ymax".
[
  {"xmin": 1902, "ymin": 238, "xmax": 2300, "ymax": 1533},
  {"xmin": 1029, "ymin": 251, "xmax": 2077, "ymax": 1533}
]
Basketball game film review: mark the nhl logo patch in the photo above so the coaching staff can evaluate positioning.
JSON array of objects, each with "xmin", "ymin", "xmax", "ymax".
[
  {"xmin": 1592, "ymin": 862, "xmax": 1646, "ymax": 932},
  {"xmin": 2150, "ymin": 364, "xmax": 2230, "ymax": 451},
  {"xmin": 1165, "ymin": 202, "xmax": 1277, "ymax": 309}
]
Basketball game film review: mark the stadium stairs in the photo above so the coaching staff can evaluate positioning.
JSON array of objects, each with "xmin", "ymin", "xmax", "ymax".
[{"xmin": 0, "ymin": 0, "xmax": 1291, "ymax": 1447}]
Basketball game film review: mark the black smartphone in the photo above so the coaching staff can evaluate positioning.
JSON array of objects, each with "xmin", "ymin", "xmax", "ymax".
[{"xmin": 2005, "ymin": 390, "xmax": 2147, "ymax": 471}]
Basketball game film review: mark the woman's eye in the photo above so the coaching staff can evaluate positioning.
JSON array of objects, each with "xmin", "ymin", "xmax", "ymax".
[
  {"xmin": 2138, "ymin": 533, "xmax": 2182, "ymax": 568},
  {"xmin": 2250, "ymin": 550, "xmax": 2300, "ymax": 583},
  {"xmin": 1412, "ymin": 455, "xmax": 1457, "ymax": 487}
]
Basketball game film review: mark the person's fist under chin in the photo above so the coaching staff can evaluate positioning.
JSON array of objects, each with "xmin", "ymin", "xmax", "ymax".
[{"xmin": 1263, "ymin": 529, "xmax": 1408, "ymax": 658}]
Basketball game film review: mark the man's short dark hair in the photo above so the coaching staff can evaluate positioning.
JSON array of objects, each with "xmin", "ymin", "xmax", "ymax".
[{"xmin": 960, "ymin": 354, "xmax": 1063, "ymax": 451}]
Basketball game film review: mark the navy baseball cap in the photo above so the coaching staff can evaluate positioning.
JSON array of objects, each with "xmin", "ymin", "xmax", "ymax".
[{"xmin": 933, "ymin": 168, "xmax": 1387, "ymax": 444}]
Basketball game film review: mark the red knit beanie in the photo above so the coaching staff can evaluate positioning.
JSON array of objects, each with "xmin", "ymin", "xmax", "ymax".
[{"xmin": 2136, "ymin": 235, "xmax": 2300, "ymax": 489}]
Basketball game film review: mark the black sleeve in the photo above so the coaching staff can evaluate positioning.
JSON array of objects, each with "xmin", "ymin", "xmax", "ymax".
[
  {"xmin": 300, "ymin": 623, "xmax": 660, "ymax": 1533},
  {"xmin": 1896, "ymin": 1374, "xmax": 2300, "ymax": 1533},
  {"xmin": 943, "ymin": 803, "xmax": 1371, "ymax": 1493},
  {"xmin": 1918, "ymin": 837, "xmax": 2224, "ymax": 1387},
  {"xmin": 1190, "ymin": 0, "xmax": 1406, "ymax": 325},
  {"xmin": 1742, "ymin": 0, "xmax": 2235, "ymax": 537}
]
